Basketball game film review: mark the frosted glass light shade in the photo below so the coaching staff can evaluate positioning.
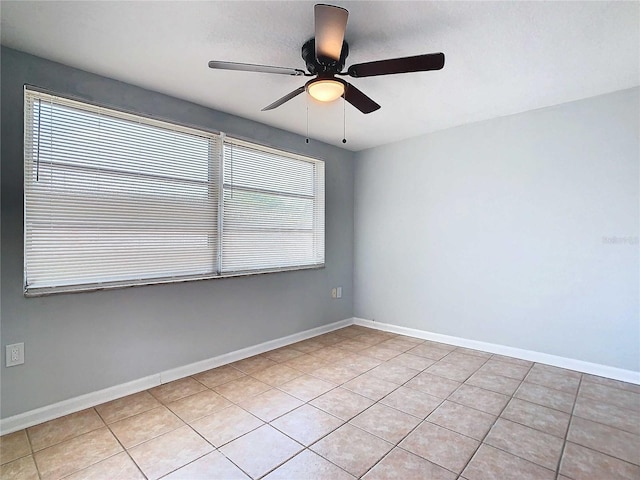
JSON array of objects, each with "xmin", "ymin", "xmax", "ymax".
[{"xmin": 307, "ymin": 79, "xmax": 345, "ymax": 102}]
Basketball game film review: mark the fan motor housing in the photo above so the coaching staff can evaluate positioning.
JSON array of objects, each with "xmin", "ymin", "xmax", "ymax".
[{"xmin": 302, "ymin": 38, "xmax": 349, "ymax": 75}]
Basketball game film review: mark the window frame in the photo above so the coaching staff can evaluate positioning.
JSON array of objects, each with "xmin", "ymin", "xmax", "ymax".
[{"xmin": 23, "ymin": 86, "xmax": 325, "ymax": 296}]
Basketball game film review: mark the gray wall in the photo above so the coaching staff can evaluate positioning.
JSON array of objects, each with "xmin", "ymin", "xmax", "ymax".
[
  {"xmin": 355, "ymin": 88, "xmax": 639, "ymax": 371},
  {"xmin": 1, "ymin": 48, "xmax": 355, "ymax": 418}
]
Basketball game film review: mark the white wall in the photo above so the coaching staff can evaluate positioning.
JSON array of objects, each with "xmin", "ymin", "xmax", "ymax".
[{"xmin": 354, "ymin": 88, "xmax": 639, "ymax": 371}]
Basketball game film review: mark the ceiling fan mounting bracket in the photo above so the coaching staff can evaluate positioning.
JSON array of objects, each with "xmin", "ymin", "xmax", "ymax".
[{"xmin": 302, "ymin": 38, "xmax": 349, "ymax": 75}]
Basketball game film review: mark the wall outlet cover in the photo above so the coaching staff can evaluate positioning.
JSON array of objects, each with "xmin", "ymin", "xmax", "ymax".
[{"xmin": 6, "ymin": 343, "xmax": 24, "ymax": 367}]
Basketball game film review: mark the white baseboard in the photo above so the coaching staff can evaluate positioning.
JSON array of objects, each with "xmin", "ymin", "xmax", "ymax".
[
  {"xmin": 5, "ymin": 316, "xmax": 637, "ymax": 435},
  {"xmin": 0, "ymin": 318, "xmax": 354, "ymax": 435},
  {"xmin": 353, "ymin": 317, "xmax": 640, "ymax": 385}
]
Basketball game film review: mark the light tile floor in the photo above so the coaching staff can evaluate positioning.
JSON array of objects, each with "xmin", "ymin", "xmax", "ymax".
[{"xmin": 1, "ymin": 325, "xmax": 639, "ymax": 479}]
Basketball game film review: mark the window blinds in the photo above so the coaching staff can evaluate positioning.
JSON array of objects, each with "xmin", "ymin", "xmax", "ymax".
[
  {"xmin": 222, "ymin": 139, "xmax": 325, "ymax": 273},
  {"xmin": 24, "ymin": 89, "xmax": 220, "ymax": 294},
  {"xmin": 23, "ymin": 88, "xmax": 325, "ymax": 295}
]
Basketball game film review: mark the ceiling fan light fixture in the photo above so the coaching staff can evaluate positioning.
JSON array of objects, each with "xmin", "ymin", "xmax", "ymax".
[{"xmin": 306, "ymin": 78, "xmax": 345, "ymax": 102}]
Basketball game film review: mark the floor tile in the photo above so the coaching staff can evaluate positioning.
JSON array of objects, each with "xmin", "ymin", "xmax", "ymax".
[
  {"xmin": 64, "ymin": 451, "xmax": 145, "ymax": 480},
  {"xmin": 440, "ymin": 351, "xmax": 488, "ymax": 369},
  {"xmin": 399, "ymin": 421, "xmax": 480, "ymax": 473},
  {"xmin": 484, "ymin": 418, "xmax": 564, "ymax": 470},
  {"xmin": 581, "ymin": 374, "xmax": 640, "ymax": 394},
  {"xmin": 278, "ymin": 375, "xmax": 336, "ymax": 402},
  {"xmin": 477, "ymin": 359, "xmax": 530, "ymax": 380},
  {"xmin": 367, "ymin": 363, "xmax": 420, "ymax": 384},
  {"xmin": 514, "ymin": 382, "xmax": 575, "ymax": 413},
  {"xmin": 529, "ymin": 363, "xmax": 581, "ymax": 379},
  {"xmin": 311, "ymin": 424, "xmax": 393, "ymax": 477},
  {"xmin": 378, "ymin": 338, "xmax": 418, "ymax": 353},
  {"xmin": 310, "ymin": 364, "xmax": 362, "ymax": 384},
  {"xmin": 426, "ymin": 361, "xmax": 479, "ymax": 382},
  {"xmin": 333, "ymin": 354, "xmax": 383, "ymax": 373},
  {"xmin": 109, "ymin": 406, "xmax": 184, "ymax": 448},
  {"xmin": 350, "ymin": 403, "xmax": 421, "ymax": 444},
  {"xmin": 501, "ymin": 397, "xmax": 570, "ymax": 438},
  {"xmin": 288, "ymin": 339, "xmax": 326, "ymax": 354},
  {"xmin": 192, "ymin": 365, "xmax": 245, "ymax": 388},
  {"xmin": 309, "ymin": 346, "xmax": 353, "ymax": 362},
  {"xmin": 405, "ymin": 372, "xmax": 461, "ymax": 398},
  {"xmin": 453, "ymin": 347, "xmax": 492, "ymax": 359},
  {"xmin": 0, "ymin": 430, "xmax": 31, "ymax": 465},
  {"xmin": 462, "ymin": 444, "xmax": 555, "ymax": 480},
  {"xmin": 342, "ymin": 373, "xmax": 399, "ymax": 401},
  {"xmin": 310, "ymin": 387, "xmax": 375, "ymax": 420},
  {"xmin": 375, "ymin": 386, "xmax": 440, "ymax": 419},
  {"xmin": 167, "ymin": 389, "xmax": 231, "ymax": 423},
  {"xmin": 489, "ymin": 354, "xmax": 533, "ymax": 367},
  {"xmin": 128, "ymin": 425, "xmax": 213, "ymax": 480},
  {"xmin": 272, "ymin": 404, "xmax": 344, "ymax": 446},
  {"xmin": 559, "ymin": 441, "xmax": 640, "ymax": 480},
  {"xmin": 448, "ymin": 384, "xmax": 510, "ymax": 415},
  {"xmin": 283, "ymin": 353, "xmax": 330, "ymax": 373},
  {"xmin": 567, "ymin": 416, "xmax": 640, "ymax": 465},
  {"xmin": 251, "ymin": 363, "xmax": 303, "ymax": 386},
  {"xmin": 95, "ymin": 391, "xmax": 161, "ymax": 424},
  {"xmin": 394, "ymin": 334, "xmax": 425, "ymax": 344},
  {"xmin": 407, "ymin": 344, "xmax": 450, "ymax": 360},
  {"xmin": 213, "ymin": 376, "xmax": 271, "ymax": 403},
  {"xmin": 465, "ymin": 371, "xmax": 521, "ymax": 396},
  {"xmin": 359, "ymin": 345, "xmax": 402, "ymax": 361},
  {"xmin": 363, "ymin": 447, "xmax": 456, "ymax": 480},
  {"xmin": 573, "ymin": 394, "xmax": 640, "ymax": 435},
  {"xmin": 190, "ymin": 404, "xmax": 263, "ymax": 447},
  {"xmin": 578, "ymin": 381, "xmax": 640, "ymax": 411},
  {"xmin": 386, "ymin": 352, "xmax": 435, "ymax": 371},
  {"xmin": 263, "ymin": 346, "xmax": 305, "ymax": 363},
  {"xmin": 231, "ymin": 354, "xmax": 279, "ymax": 374},
  {"xmin": 0, "ymin": 455, "xmax": 39, "ymax": 480},
  {"xmin": 163, "ymin": 450, "xmax": 250, "ymax": 479},
  {"xmin": 148, "ymin": 377, "xmax": 207, "ymax": 404},
  {"xmin": 28, "ymin": 408, "xmax": 105, "ymax": 452},
  {"xmin": 335, "ymin": 338, "xmax": 373, "ymax": 352},
  {"xmin": 524, "ymin": 369, "xmax": 580, "ymax": 394},
  {"xmin": 427, "ymin": 401, "xmax": 496, "ymax": 440},
  {"xmin": 238, "ymin": 388, "xmax": 303, "ymax": 422},
  {"xmin": 220, "ymin": 425, "xmax": 303, "ymax": 479},
  {"xmin": 34, "ymin": 427, "xmax": 122, "ymax": 480},
  {"xmin": 263, "ymin": 449, "xmax": 355, "ymax": 480}
]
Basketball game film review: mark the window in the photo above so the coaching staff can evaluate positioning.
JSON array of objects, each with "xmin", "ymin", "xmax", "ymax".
[{"xmin": 23, "ymin": 88, "xmax": 325, "ymax": 295}]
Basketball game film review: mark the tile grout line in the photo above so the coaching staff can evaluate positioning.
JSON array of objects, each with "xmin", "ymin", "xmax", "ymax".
[
  {"xmin": 355, "ymin": 349, "xmax": 493, "ymax": 478},
  {"xmin": 94, "ymin": 406, "xmax": 150, "ymax": 480},
  {"xmin": 554, "ymin": 373, "xmax": 583, "ymax": 480},
  {"xmin": 23, "ymin": 426, "xmax": 42, "ymax": 480},
  {"xmin": 454, "ymin": 360, "xmax": 535, "ymax": 478}
]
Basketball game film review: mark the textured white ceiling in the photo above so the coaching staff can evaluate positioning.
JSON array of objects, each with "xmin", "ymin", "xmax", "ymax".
[{"xmin": 1, "ymin": 1, "xmax": 639, "ymax": 151}]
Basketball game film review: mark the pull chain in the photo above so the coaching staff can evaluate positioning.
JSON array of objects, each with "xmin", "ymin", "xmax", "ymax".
[
  {"xmin": 305, "ymin": 94, "xmax": 310, "ymax": 144},
  {"xmin": 342, "ymin": 93, "xmax": 347, "ymax": 144}
]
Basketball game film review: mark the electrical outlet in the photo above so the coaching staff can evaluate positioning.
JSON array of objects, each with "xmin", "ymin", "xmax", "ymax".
[
  {"xmin": 6, "ymin": 343, "xmax": 24, "ymax": 367},
  {"xmin": 331, "ymin": 288, "xmax": 337, "ymax": 299}
]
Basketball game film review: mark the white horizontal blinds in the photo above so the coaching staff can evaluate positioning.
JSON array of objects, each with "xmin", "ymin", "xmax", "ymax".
[
  {"xmin": 221, "ymin": 139, "xmax": 325, "ymax": 273},
  {"xmin": 24, "ymin": 89, "xmax": 219, "ymax": 293}
]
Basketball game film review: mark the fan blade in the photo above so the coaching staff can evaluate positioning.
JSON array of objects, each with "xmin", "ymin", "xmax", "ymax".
[
  {"xmin": 315, "ymin": 4, "xmax": 348, "ymax": 62},
  {"xmin": 347, "ymin": 52, "xmax": 445, "ymax": 78},
  {"xmin": 343, "ymin": 82, "xmax": 380, "ymax": 114},
  {"xmin": 208, "ymin": 61, "xmax": 306, "ymax": 76},
  {"xmin": 262, "ymin": 86, "xmax": 306, "ymax": 111}
]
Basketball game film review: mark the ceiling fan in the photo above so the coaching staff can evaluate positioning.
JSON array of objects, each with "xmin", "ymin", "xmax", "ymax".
[{"xmin": 208, "ymin": 3, "xmax": 445, "ymax": 114}]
